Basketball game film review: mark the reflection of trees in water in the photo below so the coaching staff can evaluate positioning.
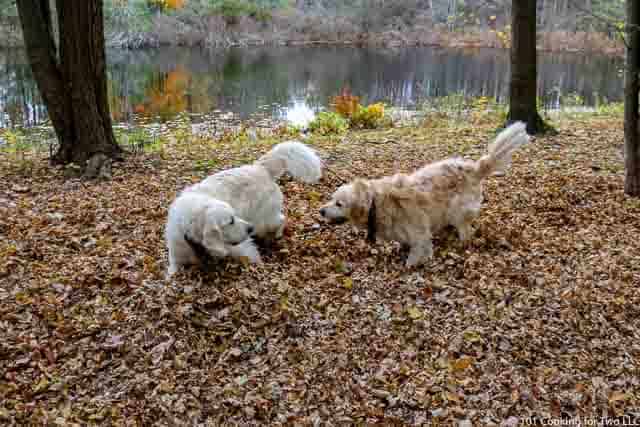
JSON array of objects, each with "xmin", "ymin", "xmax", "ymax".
[
  {"xmin": 195, "ymin": 46, "xmax": 620, "ymax": 112},
  {"xmin": 0, "ymin": 46, "xmax": 626, "ymax": 127},
  {"xmin": 0, "ymin": 49, "xmax": 47, "ymax": 127},
  {"xmin": 537, "ymin": 54, "xmax": 622, "ymax": 107}
]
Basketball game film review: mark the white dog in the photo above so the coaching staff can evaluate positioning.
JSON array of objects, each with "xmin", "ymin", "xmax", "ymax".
[
  {"xmin": 166, "ymin": 141, "xmax": 322, "ymax": 276},
  {"xmin": 319, "ymin": 122, "xmax": 529, "ymax": 267}
]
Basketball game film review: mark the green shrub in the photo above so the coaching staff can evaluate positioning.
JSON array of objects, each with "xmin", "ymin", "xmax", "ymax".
[
  {"xmin": 0, "ymin": 128, "xmax": 39, "ymax": 174},
  {"xmin": 308, "ymin": 111, "xmax": 349, "ymax": 135},
  {"xmin": 561, "ymin": 92, "xmax": 585, "ymax": 108},
  {"xmin": 595, "ymin": 101, "xmax": 623, "ymax": 116},
  {"xmin": 200, "ymin": 0, "xmax": 272, "ymax": 24},
  {"xmin": 105, "ymin": 0, "xmax": 155, "ymax": 33}
]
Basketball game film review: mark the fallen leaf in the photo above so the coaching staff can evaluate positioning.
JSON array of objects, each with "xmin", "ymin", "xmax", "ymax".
[{"xmin": 407, "ymin": 306, "xmax": 423, "ymax": 319}]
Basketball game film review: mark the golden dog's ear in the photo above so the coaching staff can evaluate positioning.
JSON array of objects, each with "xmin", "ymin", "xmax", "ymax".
[
  {"xmin": 202, "ymin": 219, "xmax": 229, "ymax": 258},
  {"xmin": 353, "ymin": 179, "xmax": 369, "ymax": 196},
  {"xmin": 350, "ymin": 179, "xmax": 371, "ymax": 225}
]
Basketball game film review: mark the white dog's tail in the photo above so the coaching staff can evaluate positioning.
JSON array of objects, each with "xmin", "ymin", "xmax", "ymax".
[
  {"xmin": 257, "ymin": 141, "xmax": 323, "ymax": 183},
  {"xmin": 475, "ymin": 121, "xmax": 529, "ymax": 179}
]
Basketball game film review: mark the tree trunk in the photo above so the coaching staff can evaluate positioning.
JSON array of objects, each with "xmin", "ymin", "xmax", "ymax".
[
  {"xmin": 507, "ymin": 0, "xmax": 549, "ymax": 134},
  {"xmin": 16, "ymin": 0, "xmax": 75, "ymax": 151},
  {"xmin": 624, "ymin": 0, "xmax": 640, "ymax": 197},
  {"xmin": 56, "ymin": 0, "xmax": 121, "ymax": 167},
  {"xmin": 15, "ymin": 0, "xmax": 122, "ymax": 175}
]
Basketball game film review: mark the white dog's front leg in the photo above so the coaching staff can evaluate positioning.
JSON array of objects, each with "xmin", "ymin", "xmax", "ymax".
[
  {"xmin": 166, "ymin": 240, "xmax": 198, "ymax": 277},
  {"xmin": 229, "ymin": 239, "xmax": 262, "ymax": 264},
  {"xmin": 274, "ymin": 213, "xmax": 286, "ymax": 239},
  {"xmin": 406, "ymin": 239, "xmax": 433, "ymax": 267}
]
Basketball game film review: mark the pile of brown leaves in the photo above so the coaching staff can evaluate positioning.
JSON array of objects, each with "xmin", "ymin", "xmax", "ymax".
[{"xmin": 0, "ymin": 115, "xmax": 638, "ymax": 425}]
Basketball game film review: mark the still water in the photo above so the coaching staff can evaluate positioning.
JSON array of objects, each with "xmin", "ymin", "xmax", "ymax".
[{"xmin": 0, "ymin": 45, "xmax": 624, "ymax": 128}]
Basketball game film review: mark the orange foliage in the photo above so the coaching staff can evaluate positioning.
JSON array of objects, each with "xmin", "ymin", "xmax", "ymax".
[
  {"xmin": 146, "ymin": 0, "xmax": 185, "ymax": 10},
  {"xmin": 164, "ymin": 68, "xmax": 189, "ymax": 93},
  {"xmin": 165, "ymin": 0, "xmax": 185, "ymax": 9},
  {"xmin": 331, "ymin": 87, "xmax": 360, "ymax": 119},
  {"xmin": 137, "ymin": 67, "xmax": 191, "ymax": 118}
]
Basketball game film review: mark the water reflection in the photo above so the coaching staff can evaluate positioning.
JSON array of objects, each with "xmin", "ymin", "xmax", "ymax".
[
  {"xmin": 0, "ymin": 46, "xmax": 624, "ymax": 129},
  {"xmin": 282, "ymin": 99, "xmax": 316, "ymax": 127}
]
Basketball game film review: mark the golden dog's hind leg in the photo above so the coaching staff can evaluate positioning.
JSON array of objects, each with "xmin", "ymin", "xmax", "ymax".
[{"xmin": 452, "ymin": 202, "xmax": 480, "ymax": 247}]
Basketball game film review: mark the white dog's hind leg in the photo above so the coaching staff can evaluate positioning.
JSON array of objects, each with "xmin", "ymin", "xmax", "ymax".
[
  {"xmin": 229, "ymin": 239, "xmax": 262, "ymax": 264},
  {"xmin": 167, "ymin": 262, "xmax": 178, "ymax": 277}
]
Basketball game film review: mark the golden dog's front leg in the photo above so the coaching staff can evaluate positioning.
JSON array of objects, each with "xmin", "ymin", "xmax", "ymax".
[
  {"xmin": 406, "ymin": 238, "xmax": 433, "ymax": 267},
  {"xmin": 456, "ymin": 223, "xmax": 474, "ymax": 248}
]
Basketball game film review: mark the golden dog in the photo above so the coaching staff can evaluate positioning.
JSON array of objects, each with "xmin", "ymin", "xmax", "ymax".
[{"xmin": 320, "ymin": 122, "xmax": 529, "ymax": 267}]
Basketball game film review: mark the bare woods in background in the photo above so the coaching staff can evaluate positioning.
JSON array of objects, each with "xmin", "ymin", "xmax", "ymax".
[{"xmin": 0, "ymin": 0, "xmax": 626, "ymax": 53}]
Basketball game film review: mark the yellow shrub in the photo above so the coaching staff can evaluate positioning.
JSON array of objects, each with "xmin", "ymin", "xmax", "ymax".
[{"xmin": 350, "ymin": 102, "xmax": 386, "ymax": 129}]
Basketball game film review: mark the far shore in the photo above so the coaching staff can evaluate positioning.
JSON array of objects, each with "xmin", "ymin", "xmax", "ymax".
[{"xmin": 0, "ymin": 24, "xmax": 624, "ymax": 57}]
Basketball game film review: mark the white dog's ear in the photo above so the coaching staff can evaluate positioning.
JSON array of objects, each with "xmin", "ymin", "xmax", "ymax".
[{"xmin": 202, "ymin": 220, "xmax": 229, "ymax": 258}]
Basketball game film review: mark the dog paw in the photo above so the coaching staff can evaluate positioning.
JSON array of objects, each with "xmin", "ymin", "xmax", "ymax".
[
  {"xmin": 231, "ymin": 240, "xmax": 262, "ymax": 264},
  {"xmin": 405, "ymin": 255, "xmax": 422, "ymax": 268},
  {"xmin": 405, "ymin": 244, "xmax": 433, "ymax": 268}
]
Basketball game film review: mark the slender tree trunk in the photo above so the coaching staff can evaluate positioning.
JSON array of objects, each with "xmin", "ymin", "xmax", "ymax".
[
  {"xmin": 15, "ymin": 0, "xmax": 122, "ymax": 175},
  {"xmin": 624, "ymin": 0, "xmax": 640, "ymax": 197},
  {"xmin": 507, "ymin": 0, "xmax": 548, "ymax": 134}
]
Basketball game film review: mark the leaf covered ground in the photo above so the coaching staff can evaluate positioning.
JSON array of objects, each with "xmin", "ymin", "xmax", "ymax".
[{"xmin": 0, "ymin": 114, "xmax": 639, "ymax": 425}]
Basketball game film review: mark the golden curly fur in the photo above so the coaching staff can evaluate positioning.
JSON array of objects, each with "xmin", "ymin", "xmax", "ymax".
[{"xmin": 319, "ymin": 122, "xmax": 529, "ymax": 267}]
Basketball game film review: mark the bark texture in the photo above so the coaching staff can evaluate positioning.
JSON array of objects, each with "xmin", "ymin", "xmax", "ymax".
[
  {"xmin": 507, "ymin": 0, "xmax": 548, "ymax": 135},
  {"xmin": 16, "ymin": 0, "xmax": 122, "ymax": 172},
  {"xmin": 624, "ymin": 0, "xmax": 640, "ymax": 197}
]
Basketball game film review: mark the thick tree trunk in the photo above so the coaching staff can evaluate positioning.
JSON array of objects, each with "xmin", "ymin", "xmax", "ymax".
[
  {"xmin": 56, "ymin": 0, "xmax": 121, "ymax": 166},
  {"xmin": 507, "ymin": 0, "xmax": 548, "ymax": 134},
  {"xmin": 15, "ymin": 0, "xmax": 122, "ymax": 175},
  {"xmin": 624, "ymin": 0, "xmax": 640, "ymax": 197}
]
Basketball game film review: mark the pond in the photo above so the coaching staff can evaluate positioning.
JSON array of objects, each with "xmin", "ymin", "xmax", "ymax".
[{"xmin": 0, "ymin": 45, "xmax": 624, "ymax": 129}]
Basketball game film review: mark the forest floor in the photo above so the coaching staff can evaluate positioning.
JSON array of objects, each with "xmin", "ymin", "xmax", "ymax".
[{"xmin": 0, "ymin": 111, "xmax": 638, "ymax": 425}]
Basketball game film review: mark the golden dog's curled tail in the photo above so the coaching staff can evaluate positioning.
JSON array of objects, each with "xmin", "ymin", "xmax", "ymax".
[
  {"xmin": 257, "ymin": 140, "xmax": 323, "ymax": 183},
  {"xmin": 476, "ymin": 121, "xmax": 529, "ymax": 179}
]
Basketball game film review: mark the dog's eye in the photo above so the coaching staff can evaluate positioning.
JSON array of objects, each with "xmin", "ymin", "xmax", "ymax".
[
  {"xmin": 336, "ymin": 201, "xmax": 343, "ymax": 207},
  {"xmin": 229, "ymin": 217, "xmax": 235, "ymax": 226}
]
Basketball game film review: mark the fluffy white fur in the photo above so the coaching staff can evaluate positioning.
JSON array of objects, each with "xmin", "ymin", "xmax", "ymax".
[
  {"xmin": 165, "ymin": 192, "xmax": 258, "ymax": 276},
  {"xmin": 319, "ymin": 122, "xmax": 529, "ymax": 267},
  {"xmin": 166, "ymin": 140, "xmax": 322, "ymax": 276}
]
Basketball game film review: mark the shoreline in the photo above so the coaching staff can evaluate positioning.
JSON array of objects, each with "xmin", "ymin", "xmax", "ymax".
[{"xmin": 0, "ymin": 26, "xmax": 624, "ymax": 57}]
